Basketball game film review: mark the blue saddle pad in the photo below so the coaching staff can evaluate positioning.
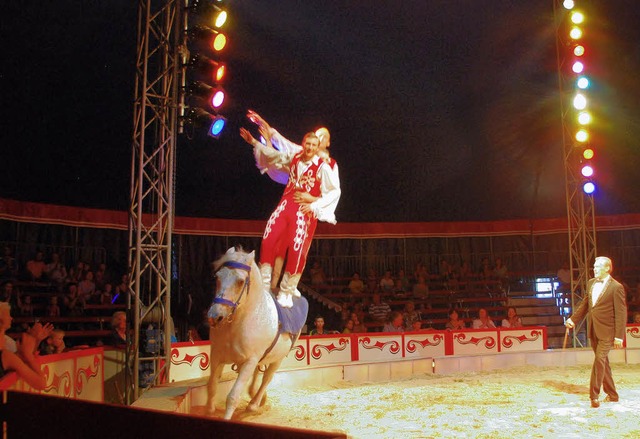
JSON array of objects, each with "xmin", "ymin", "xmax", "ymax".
[{"xmin": 273, "ymin": 295, "xmax": 309, "ymax": 335}]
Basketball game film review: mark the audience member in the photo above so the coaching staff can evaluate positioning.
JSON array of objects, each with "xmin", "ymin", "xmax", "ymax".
[
  {"xmin": 100, "ymin": 284, "xmax": 114, "ymax": 305},
  {"xmin": 19, "ymin": 295, "xmax": 34, "ymax": 317},
  {"xmin": 501, "ymin": 307, "xmax": 523, "ymax": 328},
  {"xmin": 0, "ymin": 246, "xmax": 19, "ymax": 280},
  {"xmin": 472, "ymin": 308, "xmax": 496, "ymax": 329},
  {"xmin": 632, "ymin": 312, "xmax": 640, "ymax": 325},
  {"xmin": 40, "ymin": 329, "xmax": 66, "ymax": 355},
  {"xmin": 396, "ymin": 269, "xmax": 411, "ymax": 294},
  {"xmin": 411, "ymin": 320, "xmax": 423, "ymax": 331},
  {"xmin": 94, "ymin": 263, "xmax": 109, "ymax": 291},
  {"xmin": 109, "ymin": 311, "xmax": 127, "ymax": 346},
  {"xmin": 412, "ymin": 276, "xmax": 429, "ymax": 300},
  {"xmin": 413, "ymin": 262, "xmax": 429, "ymax": 283},
  {"xmin": 78, "ymin": 271, "xmax": 96, "ymax": 299},
  {"xmin": 25, "ymin": 251, "xmax": 46, "ymax": 281},
  {"xmin": 350, "ymin": 312, "xmax": 367, "ymax": 333},
  {"xmin": 342, "ymin": 319, "xmax": 354, "ymax": 334},
  {"xmin": 402, "ymin": 301, "xmax": 421, "ymax": 329},
  {"xmin": 368, "ymin": 293, "xmax": 391, "ymax": 323},
  {"xmin": 0, "ymin": 281, "xmax": 19, "ymax": 308},
  {"xmin": 309, "ymin": 261, "xmax": 327, "ymax": 289},
  {"xmin": 45, "ymin": 253, "xmax": 67, "ymax": 287},
  {"xmin": 458, "ymin": 260, "xmax": 473, "ymax": 283},
  {"xmin": 63, "ymin": 284, "xmax": 85, "ymax": 316},
  {"xmin": 348, "ymin": 272, "xmax": 365, "ymax": 295},
  {"xmin": 379, "ymin": 270, "xmax": 395, "ymax": 294},
  {"xmin": 445, "ymin": 308, "xmax": 466, "ymax": 330},
  {"xmin": 365, "ymin": 268, "xmax": 378, "ymax": 293},
  {"xmin": 309, "ymin": 315, "xmax": 334, "ymax": 336},
  {"xmin": 382, "ymin": 311, "xmax": 405, "ymax": 333},
  {"xmin": 46, "ymin": 295, "xmax": 61, "ymax": 317},
  {"xmin": 493, "ymin": 257, "xmax": 508, "ymax": 284},
  {"xmin": 0, "ymin": 302, "xmax": 47, "ymax": 390},
  {"xmin": 112, "ymin": 274, "xmax": 129, "ymax": 304},
  {"xmin": 478, "ymin": 257, "xmax": 493, "ymax": 280}
]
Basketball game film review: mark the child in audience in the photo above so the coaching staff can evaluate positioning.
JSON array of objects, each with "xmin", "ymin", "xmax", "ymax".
[{"xmin": 41, "ymin": 329, "xmax": 66, "ymax": 355}]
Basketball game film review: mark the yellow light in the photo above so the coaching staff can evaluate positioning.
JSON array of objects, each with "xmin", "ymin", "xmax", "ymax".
[
  {"xmin": 212, "ymin": 33, "xmax": 227, "ymax": 51},
  {"xmin": 575, "ymin": 129, "xmax": 589, "ymax": 143},
  {"xmin": 578, "ymin": 111, "xmax": 591, "ymax": 125},
  {"xmin": 214, "ymin": 11, "xmax": 227, "ymax": 28},
  {"xmin": 570, "ymin": 27, "xmax": 583, "ymax": 40},
  {"xmin": 215, "ymin": 64, "xmax": 226, "ymax": 82},
  {"xmin": 571, "ymin": 12, "xmax": 585, "ymax": 24},
  {"xmin": 583, "ymin": 148, "xmax": 594, "ymax": 160},
  {"xmin": 573, "ymin": 45, "xmax": 585, "ymax": 57}
]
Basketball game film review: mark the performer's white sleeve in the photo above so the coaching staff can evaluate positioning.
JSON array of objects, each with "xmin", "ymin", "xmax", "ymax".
[
  {"xmin": 252, "ymin": 141, "xmax": 295, "ymax": 182},
  {"xmin": 259, "ymin": 129, "xmax": 302, "ymax": 184},
  {"xmin": 310, "ymin": 162, "xmax": 341, "ymax": 224}
]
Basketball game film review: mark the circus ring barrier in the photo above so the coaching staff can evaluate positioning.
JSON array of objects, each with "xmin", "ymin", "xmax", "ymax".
[{"xmin": 3, "ymin": 325, "xmax": 640, "ymax": 437}]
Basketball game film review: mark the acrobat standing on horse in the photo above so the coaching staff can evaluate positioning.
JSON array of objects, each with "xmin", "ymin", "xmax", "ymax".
[{"xmin": 239, "ymin": 123, "xmax": 341, "ymax": 308}]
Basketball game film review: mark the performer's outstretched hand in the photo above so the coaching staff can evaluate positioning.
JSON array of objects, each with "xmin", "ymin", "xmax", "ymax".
[
  {"xmin": 564, "ymin": 318, "xmax": 575, "ymax": 329},
  {"xmin": 239, "ymin": 127, "xmax": 256, "ymax": 145},
  {"xmin": 247, "ymin": 110, "xmax": 271, "ymax": 132}
]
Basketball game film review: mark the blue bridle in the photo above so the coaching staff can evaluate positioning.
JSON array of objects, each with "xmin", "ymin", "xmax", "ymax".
[{"xmin": 212, "ymin": 260, "xmax": 252, "ymax": 310}]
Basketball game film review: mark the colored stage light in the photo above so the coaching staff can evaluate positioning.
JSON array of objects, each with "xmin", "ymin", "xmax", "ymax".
[
  {"xmin": 188, "ymin": 54, "xmax": 227, "ymax": 84},
  {"xmin": 576, "ymin": 76, "xmax": 589, "ymax": 89},
  {"xmin": 577, "ymin": 111, "xmax": 591, "ymax": 125},
  {"xmin": 581, "ymin": 165, "xmax": 593, "ymax": 178},
  {"xmin": 575, "ymin": 129, "xmax": 588, "ymax": 143},
  {"xmin": 563, "ymin": 0, "xmax": 575, "ymax": 9},
  {"xmin": 573, "ymin": 45, "xmax": 585, "ymax": 57},
  {"xmin": 211, "ymin": 89, "xmax": 225, "ymax": 108},
  {"xmin": 572, "ymin": 61, "xmax": 584, "ymax": 74},
  {"xmin": 570, "ymin": 12, "xmax": 585, "ymax": 25},
  {"xmin": 583, "ymin": 148, "xmax": 594, "ymax": 160},
  {"xmin": 188, "ymin": 25, "xmax": 227, "ymax": 52},
  {"xmin": 208, "ymin": 116, "xmax": 226, "ymax": 138},
  {"xmin": 214, "ymin": 10, "xmax": 227, "ymax": 28},
  {"xmin": 569, "ymin": 27, "xmax": 582, "ymax": 40},
  {"xmin": 573, "ymin": 93, "xmax": 587, "ymax": 110},
  {"xmin": 583, "ymin": 181, "xmax": 595, "ymax": 194}
]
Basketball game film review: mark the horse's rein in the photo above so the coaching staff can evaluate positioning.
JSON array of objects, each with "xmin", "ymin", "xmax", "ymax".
[{"xmin": 212, "ymin": 260, "xmax": 252, "ymax": 313}]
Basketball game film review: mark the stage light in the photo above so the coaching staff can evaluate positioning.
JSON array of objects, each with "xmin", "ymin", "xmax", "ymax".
[
  {"xmin": 577, "ymin": 111, "xmax": 591, "ymax": 125},
  {"xmin": 581, "ymin": 165, "xmax": 593, "ymax": 178},
  {"xmin": 187, "ymin": 81, "xmax": 226, "ymax": 110},
  {"xmin": 576, "ymin": 76, "xmax": 589, "ymax": 89},
  {"xmin": 189, "ymin": 0, "xmax": 228, "ymax": 28},
  {"xmin": 563, "ymin": 0, "xmax": 575, "ymax": 9},
  {"xmin": 184, "ymin": 107, "xmax": 227, "ymax": 139},
  {"xmin": 583, "ymin": 181, "xmax": 595, "ymax": 194},
  {"xmin": 573, "ymin": 45, "xmax": 585, "ymax": 57},
  {"xmin": 569, "ymin": 27, "xmax": 582, "ymax": 40},
  {"xmin": 188, "ymin": 54, "xmax": 227, "ymax": 83},
  {"xmin": 214, "ymin": 10, "xmax": 227, "ymax": 28},
  {"xmin": 188, "ymin": 25, "xmax": 227, "ymax": 52},
  {"xmin": 573, "ymin": 93, "xmax": 587, "ymax": 110},
  {"xmin": 570, "ymin": 12, "xmax": 585, "ymax": 24},
  {"xmin": 583, "ymin": 148, "xmax": 594, "ymax": 160},
  {"xmin": 575, "ymin": 129, "xmax": 588, "ymax": 143},
  {"xmin": 572, "ymin": 61, "xmax": 584, "ymax": 74}
]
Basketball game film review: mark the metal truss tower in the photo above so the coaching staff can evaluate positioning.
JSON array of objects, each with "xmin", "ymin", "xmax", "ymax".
[
  {"xmin": 128, "ymin": 0, "xmax": 182, "ymax": 403},
  {"xmin": 553, "ymin": 0, "xmax": 597, "ymax": 348}
]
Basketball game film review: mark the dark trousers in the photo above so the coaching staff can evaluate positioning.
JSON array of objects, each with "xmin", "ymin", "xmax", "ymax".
[{"xmin": 589, "ymin": 336, "xmax": 618, "ymax": 400}]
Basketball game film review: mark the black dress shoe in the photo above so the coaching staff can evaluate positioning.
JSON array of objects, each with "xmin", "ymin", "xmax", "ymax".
[
  {"xmin": 604, "ymin": 395, "xmax": 619, "ymax": 403},
  {"xmin": 591, "ymin": 399, "xmax": 600, "ymax": 408}
]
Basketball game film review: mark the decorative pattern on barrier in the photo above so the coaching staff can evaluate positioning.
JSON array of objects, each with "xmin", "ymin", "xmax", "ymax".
[
  {"xmin": 311, "ymin": 338, "xmax": 349, "ymax": 359},
  {"xmin": 171, "ymin": 348, "xmax": 210, "ymax": 370},
  {"xmin": 75, "ymin": 354, "xmax": 102, "ymax": 396},
  {"xmin": 501, "ymin": 330, "xmax": 542, "ymax": 349},
  {"xmin": 359, "ymin": 337, "xmax": 401, "ymax": 354},
  {"xmin": 294, "ymin": 343, "xmax": 307, "ymax": 361},
  {"xmin": 405, "ymin": 333, "xmax": 444, "ymax": 353},
  {"xmin": 454, "ymin": 333, "xmax": 497, "ymax": 349},
  {"xmin": 44, "ymin": 366, "xmax": 72, "ymax": 397}
]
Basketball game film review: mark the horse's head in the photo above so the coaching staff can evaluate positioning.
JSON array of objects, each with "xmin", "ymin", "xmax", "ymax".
[{"xmin": 208, "ymin": 247, "xmax": 257, "ymax": 327}]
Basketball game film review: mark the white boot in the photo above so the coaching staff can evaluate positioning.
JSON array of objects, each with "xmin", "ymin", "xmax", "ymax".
[
  {"xmin": 259, "ymin": 264, "xmax": 273, "ymax": 295},
  {"xmin": 279, "ymin": 272, "xmax": 301, "ymax": 308}
]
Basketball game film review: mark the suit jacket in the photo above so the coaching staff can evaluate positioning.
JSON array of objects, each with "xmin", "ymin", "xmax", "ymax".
[{"xmin": 571, "ymin": 276, "xmax": 627, "ymax": 341}]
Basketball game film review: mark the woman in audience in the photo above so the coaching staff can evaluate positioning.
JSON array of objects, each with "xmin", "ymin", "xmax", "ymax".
[
  {"xmin": 0, "ymin": 302, "xmax": 47, "ymax": 389},
  {"xmin": 445, "ymin": 308, "xmax": 466, "ymax": 330},
  {"xmin": 501, "ymin": 307, "xmax": 523, "ymax": 328}
]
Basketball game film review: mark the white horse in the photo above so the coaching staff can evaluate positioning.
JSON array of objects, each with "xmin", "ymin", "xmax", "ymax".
[{"xmin": 205, "ymin": 247, "xmax": 305, "ymax": 420}]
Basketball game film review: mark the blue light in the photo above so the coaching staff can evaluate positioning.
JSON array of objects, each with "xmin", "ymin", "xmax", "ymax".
[
  {"xmin": 583, "ymin": 181, "xmax": 595, "ymax": 194},
  {"xmin": 209, "ymin": 117, "xmax": 226, "ymax": 138}
]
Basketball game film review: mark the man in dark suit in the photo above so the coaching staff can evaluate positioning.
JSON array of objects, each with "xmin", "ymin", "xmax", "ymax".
[{"xmin": 565, "ymin": 256, "xmax": 627, "ymax": 408}]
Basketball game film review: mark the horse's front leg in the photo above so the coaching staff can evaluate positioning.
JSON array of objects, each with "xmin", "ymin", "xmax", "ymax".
[
  {"xmin": 224, "ymin": 357, "xmax": 259, "ymax": 420},
  {"xmin": 247, "ymin": 358, "xmax": 283, "ymax": 412},
  {"xmin": 206, "ymin": 362, "xmax": 224, "ymax": 415}
]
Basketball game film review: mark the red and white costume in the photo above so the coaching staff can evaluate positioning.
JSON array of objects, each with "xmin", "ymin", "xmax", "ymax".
[{"xmin": 253, "ymin": 137, "xmax": 340, "ymax": 307}]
